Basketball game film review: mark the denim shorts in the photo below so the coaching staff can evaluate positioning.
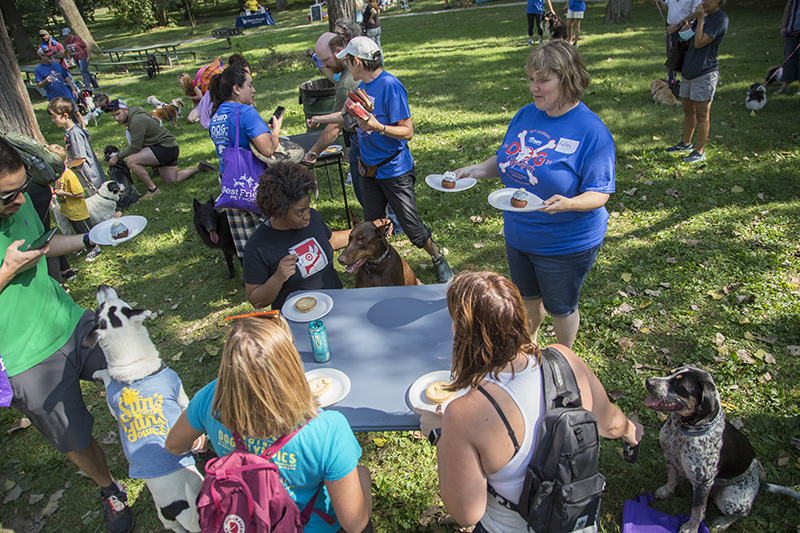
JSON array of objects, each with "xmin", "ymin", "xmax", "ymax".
[
  {"xmin": 506, "ymin": 242, "xmax": 601, "ymax": 317},
  {"xmin": 679, "ymin": 70, "xmax": 719, "ymax": 102}
]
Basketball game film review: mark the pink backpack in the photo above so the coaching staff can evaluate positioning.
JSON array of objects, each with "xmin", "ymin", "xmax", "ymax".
[{"xmin": 197, "ymin": 428, "xmax": 334, "ymax": 532}]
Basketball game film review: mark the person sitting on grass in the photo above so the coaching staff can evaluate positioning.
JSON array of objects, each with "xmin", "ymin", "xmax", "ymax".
[
  {"xmin": 104, "ymin": 99, "xmax": 215, "ymax": 198},
  {"xmin": 48, "ymin": 144, "xmax": 102, "ymax": 262}
]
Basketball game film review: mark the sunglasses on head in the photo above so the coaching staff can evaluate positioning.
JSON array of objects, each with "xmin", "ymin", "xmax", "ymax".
[
  {"xmin": 0, "ymin": 174, "xmax": 33, "ymax": 205},
  {"xmin": 224, "ymin": 309, "xmax": 281, "ymax": 322}
]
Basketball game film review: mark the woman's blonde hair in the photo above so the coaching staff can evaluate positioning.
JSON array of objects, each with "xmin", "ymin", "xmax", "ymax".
[
  {"xmin": 447, "ymin": 271, "xmax": 540, "ymax": 391},
  {"xmin": 212, "ymin": 316, "xmax": 318, "ymax": 438},
  {"xmin": 526, "ymin": 40, "xmax": 590, "ymax": 109},
  {"xmin": 177, "ymin": 73, "xmax": 194, "ymax": 98}
]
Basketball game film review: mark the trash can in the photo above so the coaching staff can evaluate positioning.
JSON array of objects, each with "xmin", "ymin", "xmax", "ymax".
[{"xmin": 299, "ymin": 78, "xmax": 336, "ymax": 132}]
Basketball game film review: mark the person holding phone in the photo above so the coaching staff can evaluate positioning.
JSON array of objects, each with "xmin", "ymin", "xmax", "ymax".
[{"xmin": 0, "ymin": 137, "xmax": 134, "ymax": 533}]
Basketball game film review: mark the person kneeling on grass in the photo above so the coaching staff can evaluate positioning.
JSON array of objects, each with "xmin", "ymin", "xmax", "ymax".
[{"xmin": 104, "ymin": 99, "xmax": 216, "ymax": 198}]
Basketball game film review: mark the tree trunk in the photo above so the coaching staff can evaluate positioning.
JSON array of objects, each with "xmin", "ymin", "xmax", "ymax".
[
  {"xmin": 182, "ymin": 0, "xmax": 196, "ymax": 32},
  {"xmin": 54, "ymin": 0, "xmax": 102, "ymax": 55},
  {"xmin": 0, "ymin": 0, "xmax": 38, "ymax": 63},
  {"xmin": 0, "ymin": 10, "xmax": 44, "ymax": 142},
  {"xmin": 327, "ymin": 0, "xmax": 355, "ymax": 27},
  {"xmin": 274, "ymin": 0, "xmax": 288, "ymax": 12},
  {"xmin": 605, "ymin": 0, "xmax": 632, "ymax": 24}
]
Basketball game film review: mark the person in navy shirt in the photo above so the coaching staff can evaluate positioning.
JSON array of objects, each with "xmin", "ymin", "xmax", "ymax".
[{"xmin": 455, "ymin": 42, "xmax": 615, "ymax": 349}]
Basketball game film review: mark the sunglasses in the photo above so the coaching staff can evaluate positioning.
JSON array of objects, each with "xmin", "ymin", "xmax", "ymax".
[{"xmin": 1, "ymin": 174, "xmax": 33, "ymax": 205}]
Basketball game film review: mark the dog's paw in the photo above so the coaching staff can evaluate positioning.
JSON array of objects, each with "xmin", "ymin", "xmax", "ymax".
[
  {"xmin": 678, "ymin": 522, "xmax": 700, "ymax": 533},
  {"xmin": 654, "ymin": 485, "xmax": 674, "ymax": 499}
]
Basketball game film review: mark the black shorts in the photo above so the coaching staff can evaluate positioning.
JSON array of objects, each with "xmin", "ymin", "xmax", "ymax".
[{"xmin": 150, "ymin": 143, "xmax": 179, "ymax": 167}]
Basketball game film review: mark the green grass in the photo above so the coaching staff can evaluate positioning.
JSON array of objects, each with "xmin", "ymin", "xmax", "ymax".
[{"xmin": 4, "ymin": 0, "xmax": 800, "ymax": 531}]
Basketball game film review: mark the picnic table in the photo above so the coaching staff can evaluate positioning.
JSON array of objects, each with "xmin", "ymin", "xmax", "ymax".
[
  {"xmin": 99, "ymin": 42, "xmax": 195, "ymax": 67},
  {"xmin": 285, "ymin": 284, "xmax": 454, "ymax": 432},
  {"xmin": 212, "ymin": 27, "xmax": 243, "ymax": 49},
  {"xmin": 235, "ymin": 11, "xmax": 276, "ymax": 28}
]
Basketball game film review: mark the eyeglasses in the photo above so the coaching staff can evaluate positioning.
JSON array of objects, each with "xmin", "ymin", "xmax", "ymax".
[{"xmin": 0, "ymin": 175, "xmax": 33, "ymax": 205}]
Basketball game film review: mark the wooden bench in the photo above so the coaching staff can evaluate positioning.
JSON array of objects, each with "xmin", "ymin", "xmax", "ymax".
[
  {"xmin": 212, "ymin": 27, "xmax": 242, "ymax": 49},
  {"xmin": 93, "ymin": 59, "xmax": 148, "ymax": 73},
  {"xmin": 157, "ymin": 50, "xmax": 198, "ymax": 67}
]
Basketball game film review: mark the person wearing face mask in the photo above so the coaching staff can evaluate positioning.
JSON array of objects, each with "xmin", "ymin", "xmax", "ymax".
[
  {"xmin": 654, "ymin": 0, "xmax": 701, "ymax": 85},
  {"xmin": 664, "ymin": 0, "xmax": 728, "ymax": 164}
]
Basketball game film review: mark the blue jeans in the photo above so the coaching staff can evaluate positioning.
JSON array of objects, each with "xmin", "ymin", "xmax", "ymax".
[
  {"xmin": 506, "ymin": 242, "xmax": 601, "ymax": 317},
  {"xmin": 79, "ymin": 58, "xmax": 98, "ymax": 89}
]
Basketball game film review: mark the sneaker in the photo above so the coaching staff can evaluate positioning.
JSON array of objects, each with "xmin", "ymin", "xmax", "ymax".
[
  {"xmin": 666, "ymin": 141, "xmax": 693, "ymax": 153},
  {"xmin": 197, "ymin": 160, "xmax": 217, "ymax": 172},
  {"xmin": 773, "ymin": 86, "xmax": 788, "ymax": 95},
  {"xmin": 681, "ymin": 150, "xmax": 706, "ymax": 163},
  {"xmin": 101, "ymin": 483, "xmax": 134, "ymax": 533},
  {"xmin": 85, "ymin": 247, "xmax": 102, "ymax": 262},
  {"xmin": 432, "ymin": 255, "xmax": 454, "ymax": 283},
  {"xmin": 62, "ymin": 269, "xmax": 77, "ymax": 282},
  {"xmin": 528, "ymin": 39, "xmax": 534, "ymax": 45}
]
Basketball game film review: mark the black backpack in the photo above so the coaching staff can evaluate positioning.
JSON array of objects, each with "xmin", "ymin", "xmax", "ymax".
[{"xmin": 480, "ymin": 346, "xmax": 605, "ymax": 533}]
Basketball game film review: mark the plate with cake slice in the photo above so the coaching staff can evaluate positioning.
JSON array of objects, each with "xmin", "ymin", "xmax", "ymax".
[
  {"xmin": 306, "ymin": 368, "xmax": 350, "ymax": 407},
  {"xmin": 488, "ymin": 188, "xmax": 546, "ymax": 212},
  {"xmin": 425, "ymin": 172, "xmax": 477, "ymax": 192},
  {"xmin": 88, "ymin": 215, "xmax": 147, "ymax": 246}
]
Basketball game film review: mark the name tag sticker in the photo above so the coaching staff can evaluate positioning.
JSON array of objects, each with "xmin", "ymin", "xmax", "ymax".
[{"xmin": 556, "ymin": 138, "xmax": 579, "ymax": 154}]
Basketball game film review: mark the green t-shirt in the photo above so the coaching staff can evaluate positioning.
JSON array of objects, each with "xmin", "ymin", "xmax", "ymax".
[{"xmin": 0, "ymin": 195, "xmax": 85, "ymax": 376}]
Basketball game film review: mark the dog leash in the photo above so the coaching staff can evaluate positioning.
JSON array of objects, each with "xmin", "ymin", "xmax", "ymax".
[
  {"xmin": 764, "ymin": 38, "xmax": 800, "ymax": 86},
  {"xmin": 78, "ymin": 86, "xmax": 158, "ymax": 107},
  {"xmin": 653, "ymin": 0, "xmax": 667, "ymax": 26}
]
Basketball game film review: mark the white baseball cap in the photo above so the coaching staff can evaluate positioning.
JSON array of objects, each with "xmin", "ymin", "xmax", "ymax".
[
  {"xmin": 62, "ymin": 28, "xmax": 71, "ymax": 36},
  {"xmin": 335, "ymin": 36, "xmax": 381, "ymax": 62}
]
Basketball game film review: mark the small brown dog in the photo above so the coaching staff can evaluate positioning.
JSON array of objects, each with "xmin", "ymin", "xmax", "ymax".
[
  {"xmin": 651, "ymin": 79, "xmax": 680, "ymax": 105},
  {"xmin": 150, "ymin": 98, "xmax": 184, "ymax": 128},
  {"xmin": 338, "ymin": 220, "xmax": 421, "ymax": 287}
]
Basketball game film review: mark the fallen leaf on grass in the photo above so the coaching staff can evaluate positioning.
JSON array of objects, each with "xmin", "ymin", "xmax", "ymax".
[
  {"xmin": 665, "ymin": 257, "xmax": 677, "ymax": 263},
  {"xmin": 29, "ymin": 493, "xmax": 44, "ymax": 505},
  {"xmin": 40, "ymin": 500, "xmax": 59, "ymax": 517},
  {"xmin": 469, "ymin": 215, "xmax": 483, "ymax": 223},
  {"xmin": 736, "ymin": 349, "xmax": 755, "ymax": 364},
  {"xmin": 7, "ymin": 418, "xmax": 31, "ymax": 434},
  {"xmin": 623, "ymin": 187, "xmax": 637, "ymax": 196},
  {"xmin": 102, "ymin": 431, "xmax": 117, "ymax": 445},
  {"xmin": 419, "ymin": 505, "xmax": 445, "ymax": 527},
  {"xmin": 708, "ymin": 291, "xmax": 723, "ymax": 300},
  {"xmin": 659, "ymin": 282, "xmax": 671, "ymax": 288},
  {"xmin": 754, "ymin": 334, "xmax": 778, "ymax": 344},
  {"xmin": 715, "ymin": 333, "xmax": 726, "ymax": 346},
  {"xmin": 788, "ymin": 345, "xmax": 800, "ymax": 357},
  {"xmin": 639, "ymin": 300, "xmax": 652, "ymax": 308},
  {"xmin": 621, "ymin": 273, "xmax": 632, "ymax": 282},
  {"xmin": 685, "ymin": 239, "xmax": 700, "ymax": 246},
  {"xmin": 611, "ymin": 303, "xmax": 635, "ymax": 316},
  {"xmin": 372, "ymin": 437, "xmax": 387, "ymax": 448},
  {"xmin": 632, "ymin": 319, "xmax": 644, "ymax": 330},
  {"xmin": 731, "ymin": 185, "xmax": 744, "ymax": 193},
  {"xmin": 3, "ymin": 484, "xmax": 22, "ymax": 503},
  {"xmin": 171, "ymin": 351, "xmax": 183, "ymax": 361},
  {"xmin": 758, "ymin": 372, "xmax": 772, "ymax": 384},
  {"xmin": 473, "ymin": 242, "xmax": 485, "ymax": 248},
  {"xmin": 776, "ymin": 451, "xmax": 792, "ymax": 467},
  {"xmin": 205, "ymin": 345, "xmax": 219, "ymax": 356},
  {"xmin": 734, "ymin": 295, "xmax": 755, "ymax": 306},
  {"xmin": 608, "ymin": 389, "xmax": 626, "ymax": 401},
  {"xmin": 618, "ymin": 337, "xmax": 633, "ymax": 350},
  {"xmin": 644, "ymin": 289, "xmax": 661, "ymax": 297},
  {"xmin": 666, "ymin": 189, "xmax": 681, "ymax": 198}
]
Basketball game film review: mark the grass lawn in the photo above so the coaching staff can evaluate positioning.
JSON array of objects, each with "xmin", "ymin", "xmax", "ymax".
[{"xmin": 3, "ymin": 0, "xmax": 800, "ymax": 531}]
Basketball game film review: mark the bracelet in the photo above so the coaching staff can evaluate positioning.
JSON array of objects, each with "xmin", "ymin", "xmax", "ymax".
[
  {"xmin": 83, "ymin": 233, "xmax": 93, "ymax": 249},
  {"xmin": 427, "ymin": 428, "xmax": 441, "ymax": 446},
  {"xmin": 380, "ymin": 123, "xmax": 387, "ymax": 135}
]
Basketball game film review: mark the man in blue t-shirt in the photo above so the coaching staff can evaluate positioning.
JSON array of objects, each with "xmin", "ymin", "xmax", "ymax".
[{"xmin": 35, "ymin": 47, "xmax": 86, "ymax": 130}]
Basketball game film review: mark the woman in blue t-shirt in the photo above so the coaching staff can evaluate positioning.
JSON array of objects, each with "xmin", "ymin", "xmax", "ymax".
[
  {"xmin": 566, "ymin": 0, "xmax": 585, "ymax": 45},
  {"xmin": 526, "ymin": 0, "xmax": 555, "ymax": 45},
  {"xmin": 166, "ymin": 316, "xmax": 373, "ymax": 533},
  {"xmin": 208, "ymin": 65, "xmax": 284, "ymax": 257},
  {"xmin": 454, "ymin": 41, "xmax": 615, "ymax": 350}
]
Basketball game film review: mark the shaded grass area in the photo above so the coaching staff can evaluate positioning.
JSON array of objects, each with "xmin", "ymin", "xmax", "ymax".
[{"xmin": 3, "ymin": 0, "xmax": 800, "ymax": 531}]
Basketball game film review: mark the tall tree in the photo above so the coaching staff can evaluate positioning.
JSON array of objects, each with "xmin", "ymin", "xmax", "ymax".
[
  {"xmin": 327, "ymin": 0, "xmax": 355, "ymax": 27},
  {"xmin": 182, "ymin": 0, "xmax": 196, "ymax": 32},
  {"xmin": 0, "ymin": 9, "xmax": 44, "ymax": 141},
  {"xmin": 605, "ymin": 0, "xmax": 632, "ymax": 24},
  {"xmin": 54, "ymin": 0, "xmax": 101, "ymax": 54},
  {"xmin": 0, "ymin": 0, "xmax": 38, "ymax": 63}
]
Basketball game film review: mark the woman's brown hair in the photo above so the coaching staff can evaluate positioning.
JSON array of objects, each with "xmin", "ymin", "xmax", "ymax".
[
  {"xmin": 212, "ymin": 316, "xmax": 318, "ymax": 438},
  {"xmin": 447, "ymin": 271, "xmax": 540, "ymax": 391},
  {"xmin": 526, "ymin": 40, "xmax": 590, "ymax": 109}
]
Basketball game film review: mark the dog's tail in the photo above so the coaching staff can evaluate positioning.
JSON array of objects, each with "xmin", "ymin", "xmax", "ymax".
[{"xmin": 763, "ymin": 483, "xmax": 800, "ymax": 501}]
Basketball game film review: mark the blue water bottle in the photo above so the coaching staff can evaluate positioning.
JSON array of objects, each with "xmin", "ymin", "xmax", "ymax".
[{"xmin": 308, "ymin": 320, "xmax": 330, "ymax": 363}]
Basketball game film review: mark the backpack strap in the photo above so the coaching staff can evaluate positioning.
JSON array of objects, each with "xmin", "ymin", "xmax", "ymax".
[
  {"xmin": 476, "ymin": 385, "xmax": 520, "ymax": 453},
  {"xmin": 540, "ymin": 346, "xmax": 581, "ymax": 408}
]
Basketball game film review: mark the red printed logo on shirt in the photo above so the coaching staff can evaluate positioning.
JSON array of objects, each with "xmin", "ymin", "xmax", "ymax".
[{"xmin": 289, "ymin": 238, "xmax": 328, "ymax": 278}]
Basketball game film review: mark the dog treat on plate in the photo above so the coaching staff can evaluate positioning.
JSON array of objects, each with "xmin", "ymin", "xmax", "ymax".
[
  {"xmin": 295, "ymin": 296, "xmax": 317, "ymax": 312},
  {"xmin": 441, "ymin": 171, "xmax": 457, "ymax": 189},
  {"xmin": 309, "ymin": 377, "xmax": 333, "ymax": 396},
  {"xmin": 425, "ymin": 381, "xmax": 455, "ymax": 403},
  {"xmin": 110, "ymin": 221, "xmax": 129, "ymax": 240},
  {"xmin": 510, "ymin": 188, "xmax": 528, "ymax": 208}
]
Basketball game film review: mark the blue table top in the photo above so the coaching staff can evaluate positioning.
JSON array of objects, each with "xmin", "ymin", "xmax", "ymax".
[{"xmin": 286, "ymin": 284, "xmax": 454, "ymax": 432}]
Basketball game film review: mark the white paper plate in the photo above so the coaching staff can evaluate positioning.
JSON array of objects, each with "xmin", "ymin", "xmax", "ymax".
[
  {"xmin": 425, "ymin": 174, "xmax": 477, "ymax": 192},
  {"xmin": 306, "ymin": 368, "xmax": 350, "ymax": 407},
  {"xmin": 406, "ymin": 370, "xmax": 468, "ymax": 413},
  {"xmin": 88, "ymin": 215, "xmax": 147, "ymax": 246},
  {"xmin": 281, "ymin": 292, "xmax": 333, "ymax": 322},
  {"xmin": 323, "ymin": 144, "xmax": 343, "ymax": 155},
  {"xmin": 488, "ymin": 188, "xmax": 546, "ymax": 212}
]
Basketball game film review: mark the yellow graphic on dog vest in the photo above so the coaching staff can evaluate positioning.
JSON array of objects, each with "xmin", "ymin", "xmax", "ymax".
[{"xmin": 118, "ymin": 386, "xmax": 169, "ymax": 442}]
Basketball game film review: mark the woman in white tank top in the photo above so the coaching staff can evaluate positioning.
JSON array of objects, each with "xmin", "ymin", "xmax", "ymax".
[{"xmin": 416, "ymin": 271, "xmax": 643, "ymax": 532}]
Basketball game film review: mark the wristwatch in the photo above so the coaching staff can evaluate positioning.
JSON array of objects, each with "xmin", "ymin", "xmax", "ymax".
[
  {"xmin": 83, "ymin": 233, "xmax": 93, "ymax": 249},
  {"xmin": 427, "ymin": 428, "xmax": 441, "ymax": 446}
]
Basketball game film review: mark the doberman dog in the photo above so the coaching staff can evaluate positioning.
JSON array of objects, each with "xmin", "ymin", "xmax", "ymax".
[{"xmin": 338, "ymin": 220, "xmax": 421, "ymax": 287}]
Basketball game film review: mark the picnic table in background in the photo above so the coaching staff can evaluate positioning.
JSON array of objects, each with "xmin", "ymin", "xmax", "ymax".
[
  {"xmin": 98, "ymin": 42, "xmax": 197, "ymax": 68},
  {"xmin": 235, "ymin": 11, "xmax": 276, "ymax": 28},
  {"xmin": 19, "ymin": 63, "xmax": 98, "ymax": 97}
]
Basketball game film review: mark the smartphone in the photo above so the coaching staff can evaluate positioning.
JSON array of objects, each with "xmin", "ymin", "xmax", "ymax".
[
  {"xmin": 20, "ymin": 227, "xmax": 57, "ymax": 251},
  {"xmin": 269, "ymin": 106, "xmax": 285, "ymax": 128}
]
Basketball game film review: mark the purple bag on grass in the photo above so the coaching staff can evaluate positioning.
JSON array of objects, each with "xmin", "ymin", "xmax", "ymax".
[
  {"xmin": 622, "ymin": 494, "xmax": 710, "ymax": 533},
  {"xmin": 0, "ymin": 356, "xmax": 13, "ymax": 407},
  {"xmin": 215, "ymin": 108, "xmax": 267, "ymax": 214}
]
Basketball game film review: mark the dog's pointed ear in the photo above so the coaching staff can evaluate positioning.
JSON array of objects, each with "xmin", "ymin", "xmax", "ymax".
[
  {"xmin": 209, "ymin": 194, "xmax": 215, "ymax": 204},
  {"xmin": 82, "ymin": 327, "xmax": 101, "ymax": 349},
  {"xmin": 122, "ymin": 307, "xmax": 152, "ymax": 323},
  {"xmin": 375, "ymin": 221, "xmax": 391, "ymax": 239},
  {"xmin": 349, "ymin": 207, "xmax": 361, "ymax": 227},
  {"xmin": 194, "ymin": 198, "xmax": 200, "ymax": 208}
]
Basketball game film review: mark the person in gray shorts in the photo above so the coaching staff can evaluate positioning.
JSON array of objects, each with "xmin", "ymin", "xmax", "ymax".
[
  {"xmin": 0, "ymin": 137, "xmax": 134, "ymax": 533},
  {"xmin": 665, "ymin": 0, "xmax": 729, "ymax": 164}
]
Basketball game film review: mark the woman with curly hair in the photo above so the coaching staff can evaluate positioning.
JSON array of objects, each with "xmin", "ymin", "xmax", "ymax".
[
  {"xmin": 243, "ymin": 162, "xmax": 352, "ymax": 310},
  {"xmin": 166, "ymin": 316, "xmax": 373, "ymax": 532}
]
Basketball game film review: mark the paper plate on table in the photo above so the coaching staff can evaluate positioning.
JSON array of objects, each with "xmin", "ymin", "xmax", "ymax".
[
  {"xmin": 88, "ymin": 215, "xmax": 147, "ymax": 246},
  {"xmin": 488, "ymin": 188, "xmax": 546, "ymax": 212},
  {"xmin": 281, "ymin": 292, "xmax": 333, "ymax": 322},
  {"xmin": 407, "ymin": 370, "xmax": 468, "ymax": 413},
  {"xmin": 323, "ymin": 144, "xmax": 343, "ymax": 154},
  {"xmin": 306, "ymin": 368, "xmax": 351, "ymax": 407},
  {"xmin": 425, "ymin": 174, "xmax": 477, "ymax": 192}
]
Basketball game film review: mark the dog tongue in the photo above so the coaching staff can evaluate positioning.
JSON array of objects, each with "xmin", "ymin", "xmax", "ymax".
[
  {"xmin": 345, "ymin": 257, "xmax": 367, "ymax": 274},
  {"xmin": 210, "ymin": 230, "xmax": 219, "ymax": 244}
]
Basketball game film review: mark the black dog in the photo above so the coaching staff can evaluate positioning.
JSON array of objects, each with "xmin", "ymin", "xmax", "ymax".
[
  {"xmin": 645, "ymin": 365, "xmax": 800, "ymax": 533},
  {"xmin": 146, "ymin": 54, "xmax": 160, "ymax": 79},
  {"xmin": 103, "ymin": 145, "xmax": 140, "ymax": 210},
  {"xmin": 193, "ymin": 196, "xmax": 238, "ymax": 279}
]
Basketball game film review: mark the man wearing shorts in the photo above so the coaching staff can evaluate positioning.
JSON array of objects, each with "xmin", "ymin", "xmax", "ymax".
[
  {"xmin": 105, "ymin": 99, "xmax": 214, "ymax": 198},
  {"xmin": 566, "ymin": 0, "xmax": 585, "ymax": 46},
  {"xmin": 0, "ymin": 137, "xmax": 134, "ymax": 533}
]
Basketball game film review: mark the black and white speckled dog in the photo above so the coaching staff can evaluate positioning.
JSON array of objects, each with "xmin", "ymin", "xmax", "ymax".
[{"xmin": 645, "ymin": 364, "xmax": 800, "ymax": 533}]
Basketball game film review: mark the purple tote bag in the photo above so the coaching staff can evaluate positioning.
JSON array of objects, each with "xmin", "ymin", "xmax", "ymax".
[
  {"xmin": 215, "ymin": 107, "xmax": 267, "ymax": 213},
  {"xmin": 622, "ymin": 494, "xmax": 710, "ymax": 533}
]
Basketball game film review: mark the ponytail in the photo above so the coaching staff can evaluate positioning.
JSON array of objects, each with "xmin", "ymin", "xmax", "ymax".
[{"xmin": 209, "ymin": 64, "xmax": 249, "ymax": 117}]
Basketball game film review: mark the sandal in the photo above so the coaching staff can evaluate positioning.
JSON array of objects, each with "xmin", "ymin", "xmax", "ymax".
[{"xmin": 773, "ymin": 86, "xmax": 788, "ymax": 95}]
